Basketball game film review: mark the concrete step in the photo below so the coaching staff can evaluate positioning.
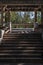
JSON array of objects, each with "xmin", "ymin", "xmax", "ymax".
[
  {"xmin": 0, "ymin": 58, "xmax": 42, "ymax": 63},
  {"xmin": 0, "ymin": 58, "xmax": 41, "ymax": 63},
  {"xmin": 3, "ymin": 36, "xmax": 41, "ymax": 39},
  {"xmin": 0, "ymin": 46, "xmax": 42, "ymax": 50},
  {"xmin": 3, "ymin": 34, "xmax": 41, "ymax": 38},
  {"xmin": 2, "ymin": 40, "xmax": 41, "ymax": 44},
  {"xmin": 0, "ymin": 52, "xmax": 41, "ymax": 55},
  {"xmin": 0, "ymin": 57, "xmax": 41, "ymax": 60},
  {"xmin": 0, "ymin": 63, "xmax": 43, "ymax": 65},
  {"xmin": 1, "ymin": 43, "xmax": 42, "ymax": 47},
  {"xmin": 2, "ymin": 38, "xmax": 41, "ymax": 41},
  {"xmin": 2, "ymin": 40, "xmax": 41, "ymax": 43},
  {"xmin": 0, "ymin": 48, "xmax": 43, "ymax": 53},
  {"xmin": 3, "ymin": 33, "xmax": 41, "ymax": 36}
]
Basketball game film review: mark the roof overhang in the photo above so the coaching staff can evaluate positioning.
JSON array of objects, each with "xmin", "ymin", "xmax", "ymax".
[
  {"xmin": 0, "ymin": 0, "xmax": 43, "ymax": 5},
  {"xmin": 0, "ymin": 0, "xmax": 43, "ymax": 11}
]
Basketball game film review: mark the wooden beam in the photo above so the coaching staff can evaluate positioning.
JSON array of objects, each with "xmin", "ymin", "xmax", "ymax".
[
  {"xmin": 0, "ymin": 0, "xmax": 43, "ymax": 5},
  {"xmin": 0, "ymin": 4, "xmax": 41, "ymax": 11},
  {"xmin": 0, "ymin": 4, "xmax": 42, "ymax": 6}
]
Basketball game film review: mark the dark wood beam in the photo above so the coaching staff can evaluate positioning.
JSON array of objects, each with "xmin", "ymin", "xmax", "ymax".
[
  {"xmin": 0, "ymin": 4, "xmax": 41, "ymax": 11},
  {"xmin": 0, "ymin": 0, "xmax": 43, "ymax": 5},
  {"xmin": 0, "ymin": 5, "xmax": 41, "ymax": 11}
]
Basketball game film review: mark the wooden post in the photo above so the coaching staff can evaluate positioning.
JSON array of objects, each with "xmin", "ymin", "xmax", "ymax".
[
  {"xmin": 0, "ymin": 6, "xmax": 5, "ymax": 38},
  {"xmin": 5, "ymin": 8, "xmax": 10, "ymax": 29},
  {"xmin": 1, "ymin": 6, "xmax": 3, "ymax": 26},
  {"xmin": 41, "ymin": 5, "xmax": 43, "ymax": 25},
  {"xmin": 35, "ymin": 10, "xmax": 37, "ymax": 22},
  {"xmin": 34, "ymin": 9, "xmax": 37, "ymax": 31},
  {"xmin": 1, "ymin": 6, "xmax": 6, "ymax": 27},
  {"xmin": 7, "ymin": 9, "xmax": 10, "ymax": 29},
  {"xmin": 0, "ymin": 8, "xmax": 2, "ymax": 25}
]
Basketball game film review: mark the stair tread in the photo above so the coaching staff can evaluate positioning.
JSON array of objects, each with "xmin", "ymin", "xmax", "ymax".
[
  {"xmin": 0, "ymin": 53, "xmax": 41, "ymax": 55},
  {"xmin": 0, "ymin": 57, "xmax": 41, "ymax": 59},
  {"xmin": 2, "ymin": 41, "xmax": 41, "ymax": 43}
]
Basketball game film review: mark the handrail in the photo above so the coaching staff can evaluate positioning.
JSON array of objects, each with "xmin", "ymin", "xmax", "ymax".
[
  {"xmin": 12, "ymin": 23, "xmax": 33, "ymax": 28},
  {"xmin": 12, "ymin": 23, "xmax": 33, "ymax": 25}
]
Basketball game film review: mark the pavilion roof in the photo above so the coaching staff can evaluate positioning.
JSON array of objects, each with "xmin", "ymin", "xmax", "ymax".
[
  {"xmin": 0, "ymin": 0, "xmax": 43, "ymax": 11},
  {"xmin": 0, "ymin": 0, "xmax": 43, "ymax": 5}
]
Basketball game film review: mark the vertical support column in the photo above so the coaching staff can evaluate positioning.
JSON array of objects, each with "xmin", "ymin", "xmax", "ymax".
[
  {"xmin": 0, "ymin": 8, "xmax": 1, "ymax": 25},
  {"xmin": 7, "ymin": 9, "xmax": 10, "ymax": 30},
  {"xmin": 35, "ymin": 10, "xmax": 37, "ymax": 22},
  {"xmin": 1, "ymin": 6, "xmax": 6, "ymax": 27},
  {"xmin": 1, "ymin": 6, "xmax": 3, "ymax": 26},
  {"xmin": 34, "ymin": 9, "xmax": 37, "ymax": 31},
  {"xmin": 0, "ymin": 7, "xmax": 2, "ymax": 38},
  {"xmin": 41, "ymin": 5, "xmax": 43, "ymax": 42},
  {"xmin": 5, "ymin": 8, "xmax": 10, "ymax": 31},
  {"xmin": 9, "ymin": 9, "xmax": 12, "ymax": 32},
  {"xmin": 0, "ymin": 6, "xmax": 5, "ymax": 38},
  {"xmin": 3, "ymin": 7, "xmax": 6, "ymax": 27},
  {"xmin": 41, "ymin": 6, "xmax": 43, "ymax": 59},
  {"xmin": 1, "ymin": 6, "xmax": 6, "ymax": 39},
  {"xmin": 41, "ymin": 5, "xmax": 43, "ymax": 25}
]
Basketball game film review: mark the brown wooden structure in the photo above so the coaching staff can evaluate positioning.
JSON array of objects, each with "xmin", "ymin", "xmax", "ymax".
[
  {"xmin": 0, "ymin": 0, "xmax": 43, "ymax": 32},
  {"xmin": 12, "ymin": 23, "xmax": 33, "ymax": 28},
  {"xmin": 0, "ymin": 0, "xmax": 43, "ymax": 64}
]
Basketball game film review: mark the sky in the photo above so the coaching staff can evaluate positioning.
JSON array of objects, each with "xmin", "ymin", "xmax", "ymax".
[
  {"xmin": 30, "ymin": 12, "xmax": 35, "ymax": 19},
  {"xmin": 17, "ymin": 12, "xmax": 35, "ymax": 19}
]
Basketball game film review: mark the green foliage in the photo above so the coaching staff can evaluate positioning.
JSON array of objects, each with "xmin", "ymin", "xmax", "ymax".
[
  {"xmin": 37, "ymin": 11, "xmax": 41, "ymax": 24},
  {"xmin": 10, "ymin": 11, "xmax": 41, "ymax": 28},
  {"xmin": 23, "ymin": 12, "xmax": 30, "ymax": 23},
  {"xmin": 10, "ymin": 11, "xmax": 17, "ymax": 23}
]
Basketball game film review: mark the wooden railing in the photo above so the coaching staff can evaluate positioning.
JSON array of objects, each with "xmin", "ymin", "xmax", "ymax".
[{"xmin": 12, "ymin": 23, "xmax": 33, "ymax": 28}]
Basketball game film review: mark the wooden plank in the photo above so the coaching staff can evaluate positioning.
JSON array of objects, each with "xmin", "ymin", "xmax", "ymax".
[
  {"xmin": 0, "ymin": 0, "xmax": 43, "ymax": 4},
  {"xmin": 0, "ymin": 4, "xmax": 41, "ymax": 11}
]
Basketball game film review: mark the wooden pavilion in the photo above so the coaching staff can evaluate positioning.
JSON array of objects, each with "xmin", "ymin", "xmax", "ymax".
[
  {"xmin": 0, "ymin": 0, "xmax": 43, "ymax": 30},
  {"xmin": 0, "ymin": 0, "xmax": 43, "ymax": 64}
]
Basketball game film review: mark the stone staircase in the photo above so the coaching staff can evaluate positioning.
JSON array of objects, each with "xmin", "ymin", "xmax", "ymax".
[{"xmin": 0, "ymin": 32, "xmax": 43, "ymax": 64}]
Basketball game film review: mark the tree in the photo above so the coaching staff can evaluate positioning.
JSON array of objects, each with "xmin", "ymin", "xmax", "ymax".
[
  {"xmin": 15, "ymin": 12, "xmax": 22, "ymax": 23},
  {"xmin": 23, "ymin": 12, "xmax": 30, "ymax": 23},
  {"xmin": 10, "ymin": 11, "xmax": 41, "ymax": 28},
  {"xmin": 10, "ymin": 11, "xmax": 17, "ymax": 23},
  {"xmin": 37, "ymin": 11, "xmax": 41, "ymax": 24}
]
